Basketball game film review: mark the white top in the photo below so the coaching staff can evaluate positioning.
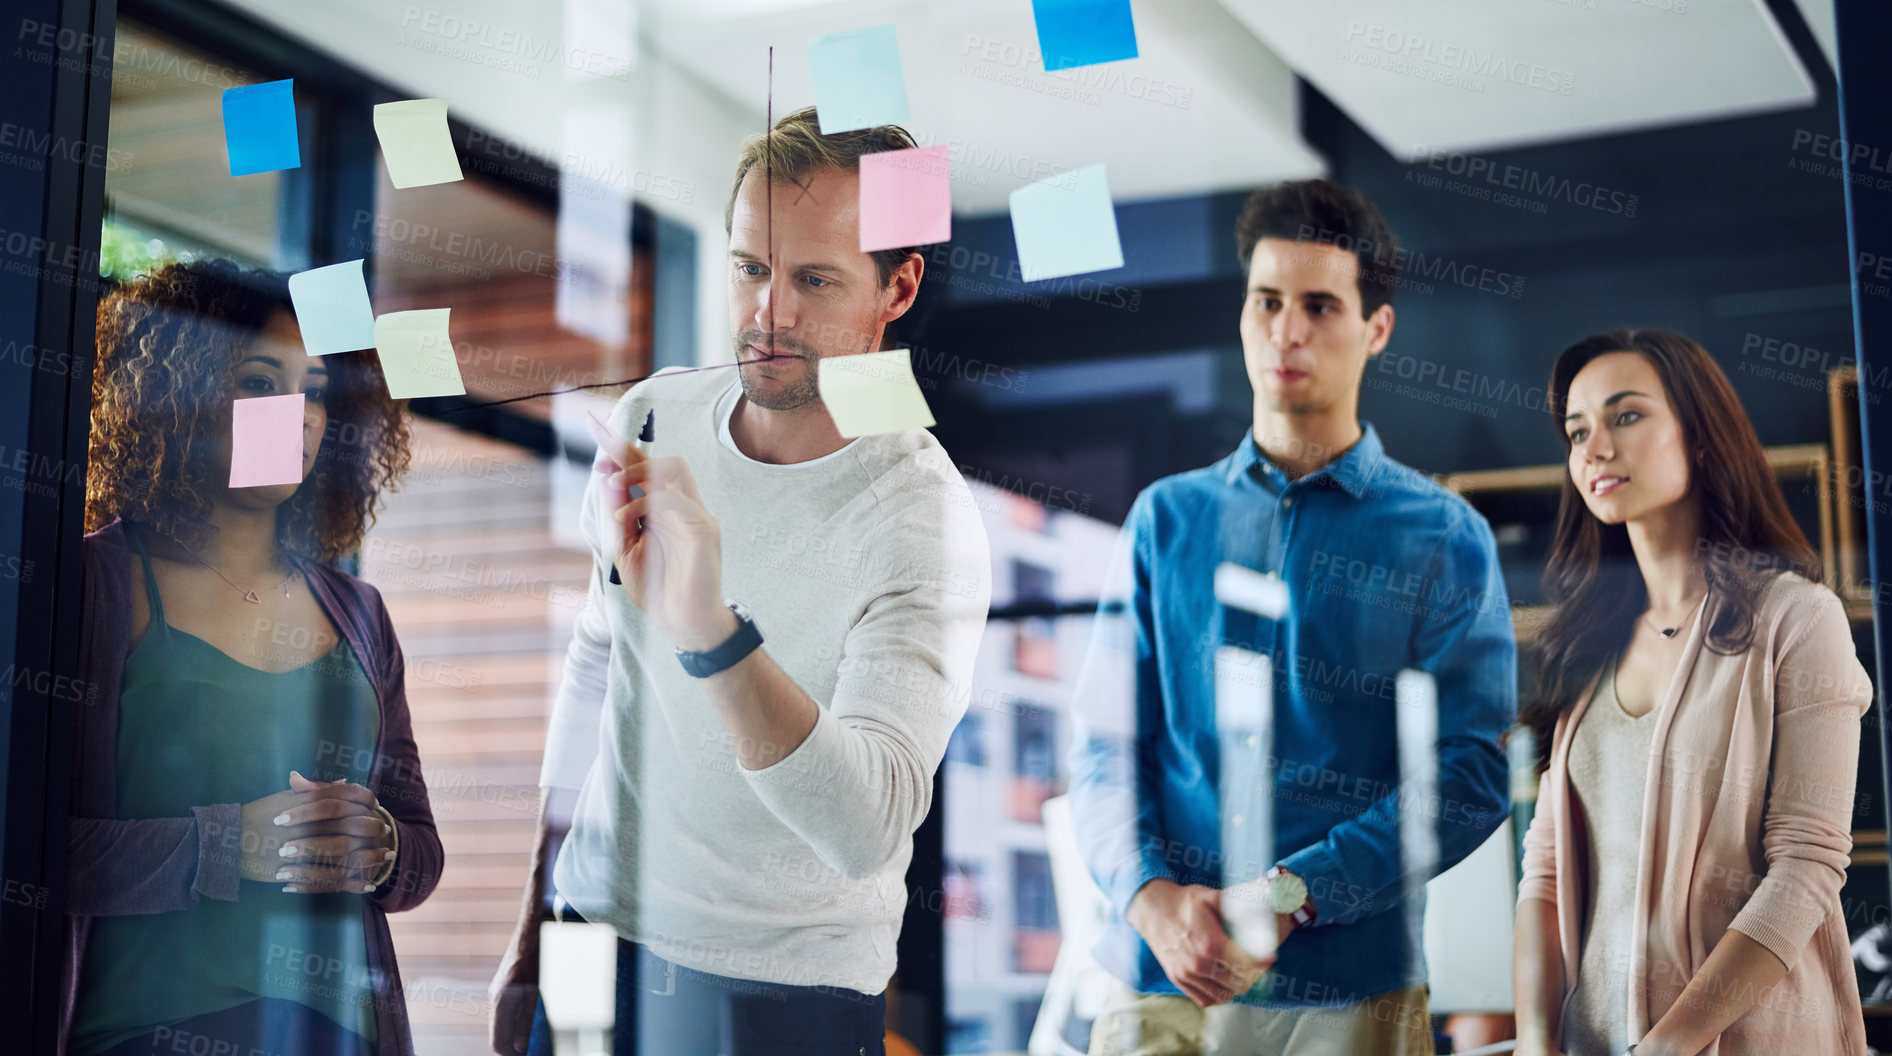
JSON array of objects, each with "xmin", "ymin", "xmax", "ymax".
[
  {"xmin": 540, "ymin": 366, "xmax": 991, "ymax": 994},
  {"xmin": 1565, "ymin": 664, "xmax": 1657, "ymax": 1056}
]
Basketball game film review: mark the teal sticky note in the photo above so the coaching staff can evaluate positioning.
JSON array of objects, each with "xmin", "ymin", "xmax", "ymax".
[
  {"xmin": 809, "ymin": 24, "xmax": 910, "ymax": 134},
  {"xmin": 1009, "ymin": 164, "xmax": 1124, "ymax": 282},
  {"xmin": 288, "ymin": 260, "xmax": 375, "ymax": 356},
  {"xmin": 1032, "ymin": 0, "xmax": 1140, "ymax": 72},
  {"xmin": 222, "ymin": 80, "xmax": 301, "ymax": 176}
]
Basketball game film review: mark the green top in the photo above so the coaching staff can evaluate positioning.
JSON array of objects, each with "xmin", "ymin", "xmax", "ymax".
[{"xmin": 70, "ymin": 529, "xmax": 382, "ymax": 1056}]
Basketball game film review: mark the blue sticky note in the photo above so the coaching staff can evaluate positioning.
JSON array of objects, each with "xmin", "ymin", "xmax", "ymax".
[
  {"xmin": 1032, "ymin": 0, "xmax": 1139, "ymax": 72},
  {"xmin": 221, "ymin": 80, "xmax": 301, "ymax": 176},
  {"xmin": 809, "ymin": 25, "xmax": 910, "ymax": 134},
  {"xmin": 1009, "ymin": 164, "xmax": 1124, "ymax": 282},
  {"xmin": 288, "ymin": 260, "xmax": 376, "ymax": 356}
]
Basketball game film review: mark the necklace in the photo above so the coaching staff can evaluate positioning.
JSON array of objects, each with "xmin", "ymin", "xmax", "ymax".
[
  {"xmin": 173, "ymin": 536, "xmax": 297, "ymax": 604},
  {"xmin": 1642, "ymin": 596, "xmax": 1703, "ymax": 640}
]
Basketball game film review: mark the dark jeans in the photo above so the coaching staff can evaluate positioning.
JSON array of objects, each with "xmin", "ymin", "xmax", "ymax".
[
  {"xmin": 97, "ymin": 997, "xmax": 370, "ymax": 1056},
  {"xmin": 524, "ymin": 930, "xmax": 886, "ymax": 1056}
]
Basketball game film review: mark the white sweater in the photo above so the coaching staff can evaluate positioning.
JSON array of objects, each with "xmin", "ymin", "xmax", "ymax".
[{"xmin": 540, "ymin": 366, "xmax": 991, "ymax": 994}]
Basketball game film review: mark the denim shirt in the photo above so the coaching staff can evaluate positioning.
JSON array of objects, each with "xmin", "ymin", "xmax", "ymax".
[{"xmin": 1068, "ymin": 425, "xmax": 1516, "ymax": 1007}]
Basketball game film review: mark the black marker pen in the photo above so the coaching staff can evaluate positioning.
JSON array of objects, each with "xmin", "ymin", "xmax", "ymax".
[{"xmin": 608, "ymin": 410, "xmax": 656, "ymax": 586}]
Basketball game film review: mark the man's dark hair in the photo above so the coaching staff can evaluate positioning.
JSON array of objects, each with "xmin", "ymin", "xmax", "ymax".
[{"xmin": 1233, "ymin": 179, "xmax": 1400, "ymax": 319}]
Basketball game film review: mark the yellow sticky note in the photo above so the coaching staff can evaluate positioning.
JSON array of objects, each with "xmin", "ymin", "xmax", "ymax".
[
  {"xmin": 818, "ymin": 349, "xmax": 936, "ymax": 439},
  {"xmin": 373, "ymin": 308, "xmax": 465, "ymax": 399},
  {"xmin": 372, "ymin": 98, "xmax": 464, "ymax": 189}
]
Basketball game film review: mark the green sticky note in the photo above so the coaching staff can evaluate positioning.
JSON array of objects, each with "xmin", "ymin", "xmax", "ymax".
[
  {"xmin": 373, "ymin": 98, "xmax": 464, "ymax": 189},
  {"xmin": 819, "ymin": 349, "xmax": 935, "ymax": 438},
  {"xmin": 373, "ymin": 308, "xmax": 465, "ymax": 399}
]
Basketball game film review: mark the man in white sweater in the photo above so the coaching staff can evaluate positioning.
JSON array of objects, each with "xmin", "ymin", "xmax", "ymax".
[{"xmin": 489, "ymin": 107, "xmax": 991, "ymax": 1056}]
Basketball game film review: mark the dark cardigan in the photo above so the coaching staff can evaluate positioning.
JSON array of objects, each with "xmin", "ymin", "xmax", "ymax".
[{"xmin": 58, "ymin": 521, "xmax": 444, "ymax": 1056}]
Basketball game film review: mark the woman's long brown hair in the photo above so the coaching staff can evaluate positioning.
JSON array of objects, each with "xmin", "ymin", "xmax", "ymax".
[{"xmin": 1522, "ymin": 328, "xmax": 1819, "ymax": 770}]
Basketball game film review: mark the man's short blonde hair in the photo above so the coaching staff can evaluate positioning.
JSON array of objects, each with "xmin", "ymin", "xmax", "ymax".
[{"xmin": 725, "ymin": 106, "xmax": 921, "ymax": 287}]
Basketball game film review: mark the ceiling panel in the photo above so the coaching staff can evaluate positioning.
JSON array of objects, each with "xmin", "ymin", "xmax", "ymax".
[
  {"xmin": 1215, "ymin": 0, "xmax": 1816, "ymax": 160},
  {"xmin": 644, "ymin": 0, "xmax": 1323, "ymax": 214}
]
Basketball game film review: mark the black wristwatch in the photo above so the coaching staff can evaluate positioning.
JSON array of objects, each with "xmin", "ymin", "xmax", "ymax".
[{"xmin": 675, "ymin": 601, "xmax": 763, "ymax": 678}]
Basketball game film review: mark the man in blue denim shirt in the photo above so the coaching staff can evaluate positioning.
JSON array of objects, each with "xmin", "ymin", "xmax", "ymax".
[{"xmin": 1070, "ymin": 180, "xmax": 1516, "ymax": 1054}]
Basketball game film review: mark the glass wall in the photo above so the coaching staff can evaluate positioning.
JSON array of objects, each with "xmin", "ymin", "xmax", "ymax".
[{"xmin": 53, "ymin": 3, "xmax": 1890, "ymax": 1056}]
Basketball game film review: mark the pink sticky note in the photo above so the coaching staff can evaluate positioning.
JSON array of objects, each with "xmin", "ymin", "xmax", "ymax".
[
  {"xmin": 860, "ymin": 145, "xmax": 951, "ymax": 252},
  {"xmin": 229, "ymin": 393, "xmax": 306, "ymax": 488}
]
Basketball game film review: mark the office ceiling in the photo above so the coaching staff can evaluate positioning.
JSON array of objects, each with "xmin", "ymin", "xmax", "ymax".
[
  {"xmin": 1213, "ymin": 0, "xmax": 1817, "ymax": 161},
  {"xmin": 222, "ymin": 0, "xmax": 1822, "ymax": 212}
]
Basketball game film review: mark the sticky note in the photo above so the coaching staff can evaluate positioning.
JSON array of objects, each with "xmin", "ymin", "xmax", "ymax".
[
  {"xmin": 1032, "ymin": 0, "xmax": 1140, "ymax": 71},
  {"xmin": 229, "ymin": 393, "xmax": 305, "ymax": 488},
  {"xmin": 859, "ymin": 146, "xmax": 951, "ymax": 252},
  {"xmin": 1008, "ymin": 163, "xmax": 1124, "ymax": 282},
  {"xmin": 221, "ymin": 80, "xmax": 301, "ymax": 177},
  {"xmin": 372, "ymin": 99, "xmax": 464, "ymax": 189},
  {"xmin": 538, "ymin": 922, "xmax": 617, "ymax": 1030},
  {"xmin": 287, "ymin": 260, "xmax": 375, "ymax": 356},
  {"xmin": 819, "ymin": 349, "xmax": 935, "ymax": 438},
  {"xmin": 373, "ymin": 309, "xmax": 465, "ymax": 399},
  {"xmin": 809, "ymin": 25, "xmax": 910, "ymax": 134}
]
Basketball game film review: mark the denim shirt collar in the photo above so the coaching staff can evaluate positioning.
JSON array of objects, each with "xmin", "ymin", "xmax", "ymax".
[{"xmin": 1223, "ymin": 422, "xmax": 1385, "ymax": 499}]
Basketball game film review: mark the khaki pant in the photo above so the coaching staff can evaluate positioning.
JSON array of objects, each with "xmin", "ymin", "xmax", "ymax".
[{"xmin": 1087, "ymin": 979, "xmax": 1434, "ymax": 1056}]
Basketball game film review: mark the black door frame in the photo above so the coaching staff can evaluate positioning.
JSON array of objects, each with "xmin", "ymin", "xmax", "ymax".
[
  {"xmin": 0, "ymin": 0, "xmax": 119, "ymax": 1048},
  {"xmin": 1837, "ymin": 0, "xmax": 1892, "ymax": 921}
]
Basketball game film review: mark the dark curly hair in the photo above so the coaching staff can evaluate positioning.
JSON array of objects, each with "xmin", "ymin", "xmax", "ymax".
[{"xmin": 86, "ymin": 258, "xmax": 411, "ymax": 563}]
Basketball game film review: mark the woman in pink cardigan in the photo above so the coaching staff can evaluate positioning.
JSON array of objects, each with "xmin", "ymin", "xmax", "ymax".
[{"xmin": 1512, "ymin": 328, "xmax": 1872, "ymax": 1056}]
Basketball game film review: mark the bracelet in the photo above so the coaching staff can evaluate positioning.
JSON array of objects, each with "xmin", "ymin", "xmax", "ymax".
[{"xmin": 367, "ymin": 804, "xmax": 399, "ymax": 889}]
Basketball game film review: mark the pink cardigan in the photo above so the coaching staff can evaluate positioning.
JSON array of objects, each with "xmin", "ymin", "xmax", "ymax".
[{"xmin": 1518, "ymin": 571, "xmax": 1872, "ymax": 1055}]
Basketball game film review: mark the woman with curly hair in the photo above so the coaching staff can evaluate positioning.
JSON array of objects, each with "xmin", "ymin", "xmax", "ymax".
[
  {"xmin": 1511, "ymin": 329, "xmax": 1871, "ymax": 1056},
  {"xmin": 59, "ymin": 258, "xmax": 442, "ymax": 1056}
]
